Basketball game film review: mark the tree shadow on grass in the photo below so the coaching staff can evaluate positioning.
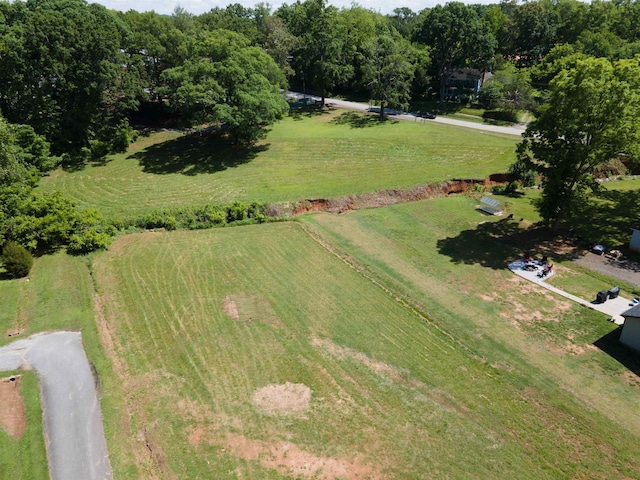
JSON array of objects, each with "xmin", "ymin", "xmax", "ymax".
[
  {"xmin": 593, "ymin": 327, "xmax": 640, "ymax": 378},
  {"xmin": 128, "ymin": 133, "xmax": 269, "ymax": 175},
  {"xmin": 569, "ymin": 187, "xmax": 640, "ymax": 249},
  {"xmin": 289, "ymin": 106, "xmax": 331, "ymax": 121},
  {"xmin": 436, "ymin": 217, "xmax": 584, "ymax": 270},
  {"xmin": 331, "ymin": 111, "xmax": 398, "ymax": 128}
]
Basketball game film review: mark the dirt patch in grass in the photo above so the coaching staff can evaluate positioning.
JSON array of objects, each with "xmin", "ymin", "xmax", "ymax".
[
  {"xmin": 222, "ymin": 295, "xmax": 240, "ymax": 320},
  {"xmin": 253, "ymin": 382, "xmax": 312, "ymax": 416},
  {"xmin": 5, "ymin": 329, "xmax": 24, "ymax": 338},
  {"xmin": 223, "ymin": 432, "xmax": 383, "ymax": 480},
  {"xmin": 0, "ymin": 375, "xmax": 26, "ymax": 439},
  {"xmin": 222, "ymin": 293, "xmax": 281, "ymax": 327}
]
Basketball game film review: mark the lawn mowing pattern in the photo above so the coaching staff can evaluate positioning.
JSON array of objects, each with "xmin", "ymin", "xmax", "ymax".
[
  {"xmin": 94, "ymin": 221, "xmax": 638, "ymax": 479},
  {"xmin": 38, "ymin": 110, "xmax": 518, "ymax": 220},
  {"xmin": 301, "ymin": 197, "xmax": 640, "ymax": 476}
]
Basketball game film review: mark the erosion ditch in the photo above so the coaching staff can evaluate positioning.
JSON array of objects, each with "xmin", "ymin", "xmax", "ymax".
[{"xmin": 281, "ymin": 175, "xmax": 506, "ymax": 216}]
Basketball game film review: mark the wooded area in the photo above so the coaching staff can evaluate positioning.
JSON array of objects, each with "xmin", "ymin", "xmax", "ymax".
[{"xmin": 1, "ymin": 0, "xmax": 639, "ymax": 264}]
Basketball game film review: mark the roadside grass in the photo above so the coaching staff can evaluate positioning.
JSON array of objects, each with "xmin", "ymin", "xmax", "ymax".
[
  {"xmin": 0, "ymin": 371, "xmax": 48, "ymax": 479},
  {"xmin": 91, "ymin": 217, "xmax": 640, "ymax": 479},
  {"xmin": 0, "ymin": 253, "xmax": 113, "ymax": 478},
  {"xmin": 37, "ymin": 108, "xmax": 519, "ymax": 220}
]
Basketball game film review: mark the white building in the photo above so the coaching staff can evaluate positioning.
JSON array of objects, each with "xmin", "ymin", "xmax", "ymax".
[{"xmin": 620, "ymin": 303, "xmax": 640, "ymax": 352}]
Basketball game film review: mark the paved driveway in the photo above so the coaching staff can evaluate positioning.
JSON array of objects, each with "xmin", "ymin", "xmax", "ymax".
[
  {"xmin": 287, "ymin": 91, "xmax": 526, "ymax": 137},
  {"xmin": 0, "ymin": 331, "xmax": 112, "ymax": 480}
]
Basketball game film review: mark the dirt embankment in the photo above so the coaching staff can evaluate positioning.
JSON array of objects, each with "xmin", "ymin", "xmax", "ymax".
[{"xmin": 284, "ymin": 176, "xmax": 505, "ymax": 216}]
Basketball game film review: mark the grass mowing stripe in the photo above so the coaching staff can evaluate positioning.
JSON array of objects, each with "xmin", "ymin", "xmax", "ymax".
[
  {"xmin": 91, "ymin": 221, "xmax": 640, "ymax": 478},
  {"xmin": 38, "ymin": 109, "xmax": 518, "ymax": 220},
  {"xmin": 300, "ymin": 198, "xmax": 640, "ymax": 476}
]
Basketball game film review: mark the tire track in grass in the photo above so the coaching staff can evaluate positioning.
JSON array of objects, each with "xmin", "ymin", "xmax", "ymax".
[{"xmin": 297, "ymin": 220, "xmax": 473, "ymax": 358}]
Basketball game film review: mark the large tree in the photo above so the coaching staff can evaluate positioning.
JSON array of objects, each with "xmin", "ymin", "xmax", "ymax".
[
  {"xmin": 413, "ymin": 2, "xmax": 495, "ymax": 105},
  {"xmin": 160, "ymin": 30, "xmax": 288, "ymax": 145},
  {"xmin": 363, "ymin": 30, "xmax": 415, "ymax": 117},
  {"xmin": 0, "ymin": 0, "xmax": 136, "ymax": 157},
  {"xmin": 517, "ymin": 57, "xmax": 640, "ymax": 228},
  {"xmin": 278, "ymin": 0, "xmax": 353, "ymax": 105}
]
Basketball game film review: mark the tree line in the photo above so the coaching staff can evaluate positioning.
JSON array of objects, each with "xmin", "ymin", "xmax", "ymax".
[{"xmin": 1, "ymin": 0, "xmax": 639, "ymax": 273}]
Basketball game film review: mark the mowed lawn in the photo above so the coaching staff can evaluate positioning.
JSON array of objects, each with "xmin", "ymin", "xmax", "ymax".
[
  {"xmin": 93, "ymin": 214, "xmax": 640, "ymax": 479},
  {"xmin": 38, "ymin": 109, "xmax": 519, "ymax": 220}
]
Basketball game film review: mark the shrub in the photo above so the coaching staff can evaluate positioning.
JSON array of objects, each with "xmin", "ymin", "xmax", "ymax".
[
  {"xmin": 2, "ymin": 241, "xmax": 33, "ymax": 278},
  {"xmin": 593, "ymin": 158, "xmax": 628, "ymax": 178},
  {"xmin": 226, "ymin": 201, "xmax": 248, "ymax": 223},
  {"xmin": 67, "ymin": 228, "xmax": 113, "ymax": 254}
]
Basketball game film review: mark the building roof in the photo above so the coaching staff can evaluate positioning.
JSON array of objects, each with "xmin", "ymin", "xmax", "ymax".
[{"xmin": 622, "ymin": 303, "xmax": 640, "ymax": 318}]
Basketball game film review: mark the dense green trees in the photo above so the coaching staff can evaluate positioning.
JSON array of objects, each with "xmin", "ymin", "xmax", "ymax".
[
  {"xmin": 413, "ymin": 2, "xmax": 495, "ymax": 104},
  {"xmin": 0, "ymin": 0, "xmax": 137, "ymax": 158},
  {"xmin": 278, "ymin": 0, "xmax": 353, "ymax": 105},
  {"xmin": 363, "ymin": 31, "xmax": 415, "ymax": 117},
  {"xmin": 517, "ymin": 57, "xmax": 640, "ymax": 228},
  {"xmin": 0, "ymin": 112, "xmax": 114, "ymax": 253},
  {"xmin": 160, "ymin": 30, "xmax": 288, "ymax": 144}
]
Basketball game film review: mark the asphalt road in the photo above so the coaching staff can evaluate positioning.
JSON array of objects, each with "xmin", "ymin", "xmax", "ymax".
[
  {"xmin": 287, "ymin": 91, "xmax": 527, "ymax": 137},
  {"xmin": 0, "ymin": 331, "xmax": 112, "ymax": 480}
]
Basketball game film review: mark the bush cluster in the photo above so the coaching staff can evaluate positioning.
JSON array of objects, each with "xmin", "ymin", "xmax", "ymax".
[
  {"xmin": 130, "ymin": 201, "xmax": 269, "ymax": 231},
  {"xmin": 2, "ymin": 241, "xmax": 33, "ymax": 278}
]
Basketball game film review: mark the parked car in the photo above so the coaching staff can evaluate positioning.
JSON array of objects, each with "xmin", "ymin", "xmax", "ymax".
[
  {"xmin": 418, "ymin": 112, "xmax": 437, "ymax": 119},
  {"xmin": 591, "ymin": 243, "xmax": 606, "ymax": 255}
]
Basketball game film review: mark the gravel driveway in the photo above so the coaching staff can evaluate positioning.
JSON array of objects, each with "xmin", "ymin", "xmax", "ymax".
[
  {"xmin": 575, "ymin": 252, "xmax": 640, "ymax": 290},
  {"xmin": 0, "ymin": 331, "xmax": 112, "ymax": 480}
]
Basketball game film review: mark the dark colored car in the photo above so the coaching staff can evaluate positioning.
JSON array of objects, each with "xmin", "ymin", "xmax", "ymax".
[{"xmin": 418, "ymin": 112, "xmax": 437, "ymax": 119}]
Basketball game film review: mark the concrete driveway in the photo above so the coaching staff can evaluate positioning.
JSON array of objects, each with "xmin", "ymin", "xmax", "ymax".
[{"xmin": 0, "ymin": 331, "xmax": 112, "ymax": 480}]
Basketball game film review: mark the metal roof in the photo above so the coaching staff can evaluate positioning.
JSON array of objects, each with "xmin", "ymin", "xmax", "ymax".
[{"xmin": 622, "ymin": 303, "xmax": 640, "ymax": 318}]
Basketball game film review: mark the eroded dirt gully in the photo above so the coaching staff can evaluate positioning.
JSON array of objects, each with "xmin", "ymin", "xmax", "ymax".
[{"xmin": 284, "ymin": 175, "xmax": 506, "ymax": 216}]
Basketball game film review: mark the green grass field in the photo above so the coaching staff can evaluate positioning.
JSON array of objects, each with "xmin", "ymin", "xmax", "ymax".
[
  {"xmin": 38, "ymin": 109, "xmax": 519, "ymax": 220},
  {"xmin": 5, "ymin": 108, "xmax": 640, "ymax": 479},
  {"xmin": 87, "ymin": 202, "xmax": 640, "ymax": 479}
]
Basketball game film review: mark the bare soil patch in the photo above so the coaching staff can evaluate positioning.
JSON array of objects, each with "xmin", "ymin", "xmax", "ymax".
[
  {"xmin": 288, "ymin": 178, "xmax": 500, "ymax": 216},
  {"xmin": 222, "ymin": 295, "xmax": 240, "ymax": 320},
  {"xmin": 223, "ymin": 432, "xmax": 383, "ymax": 480},
  {"xmin": 0, "ymin": 375, "xmax": 26, "ymax": 439},
  {"xmin": 253, "ymin": 382, "xmax": 312, "ymax": 416},
  {"xmin": 222, "ymin": 293, "xmax": 281, "ymax": 327}
]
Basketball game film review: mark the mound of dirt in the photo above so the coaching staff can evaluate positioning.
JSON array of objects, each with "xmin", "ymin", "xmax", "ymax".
[
  {"xmin": 0, "ymin": 375, "xmax": 26, "ymax": 439},
  {"xmin": 253, "ymin": 382, "xmax": 312, "ymax": 416}
]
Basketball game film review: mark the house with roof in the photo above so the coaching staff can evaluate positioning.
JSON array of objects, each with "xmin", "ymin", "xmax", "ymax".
[
  {"xmin": 443, "ymin": 69, "xmax": 492, "ymax": 101},
  {"xmin": 620, "ymin": 303, "xmax": 640, "ymax": 351}
]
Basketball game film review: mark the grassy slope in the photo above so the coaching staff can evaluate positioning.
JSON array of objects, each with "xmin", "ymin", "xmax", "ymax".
[
  {"xmin": 0, "ymin": 253, "xmax": 110, "ymax": 477},
  {"xmin": 300, "ymin": 197, "xmax": 640, "ymax": 477},
  {"xmin": 38, "ymin": 109, "xmax": 518, "ymax": 220},
  {"xmin": 92, "ymin": 216, "xmax": 640, "ymax": 479},
  {"xmin": 0, "ymin": 371, "xmax": 48, "ymax": 479}
]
